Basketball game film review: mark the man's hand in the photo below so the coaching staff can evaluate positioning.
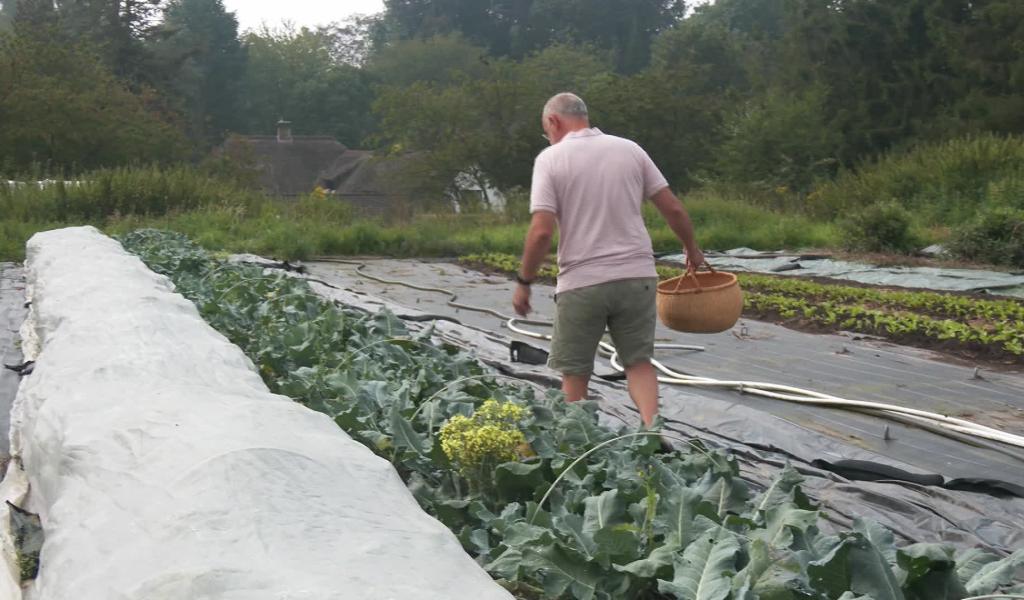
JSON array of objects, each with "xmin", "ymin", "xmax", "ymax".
[
  {"xmin": 513, "ymin": 283, "xmax": 532, "ymax": 316},
  {"xmin": 514, "ymin": 211, "xmax": 555, "ymax": 317},
  {"xmin": 686, "ymin": 247, "xmax": 706, "ymax": 272}
]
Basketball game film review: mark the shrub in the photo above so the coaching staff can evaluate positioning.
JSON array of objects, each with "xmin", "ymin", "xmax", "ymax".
[
  {"xmin": 715, "ymin": 86, "xmax": 839, "ymax": 193},
  {"xmin": 948, "ymin": 207, "xmax": 1024, "ymax": 268},
  {"xmin": 0, "ymin": 165, "xmax": 262, "ymax": 222},
  {"xmin": 810, "ymin": 134, "xmax": 1024, "ymax": 223},
  {"xmin": 840, "ymin": 200, "xmax": 921, "ymax": 253}
]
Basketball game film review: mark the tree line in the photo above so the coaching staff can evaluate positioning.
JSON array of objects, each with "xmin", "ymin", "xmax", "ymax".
[{"xmin": 1, "ymin": 0, "xmax": 1022, "ymax": 198}]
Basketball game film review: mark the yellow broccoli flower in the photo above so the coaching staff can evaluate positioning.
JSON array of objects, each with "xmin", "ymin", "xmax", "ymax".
[{"xmin": 438, "ymin": 399, "xmax": 528, "ymax": 477}]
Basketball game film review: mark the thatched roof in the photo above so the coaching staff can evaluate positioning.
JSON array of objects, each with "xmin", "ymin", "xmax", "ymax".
[
  {"xmin": 222, "ymin": 129, "xmax": 423, "ymax": 209},
  {"xmin": 222, "ymin": 135, "xmax": 348, "ymax": 197},
  {"xmin": 320, "ymin": 150, "xmax": 410, "ymax": 196}
]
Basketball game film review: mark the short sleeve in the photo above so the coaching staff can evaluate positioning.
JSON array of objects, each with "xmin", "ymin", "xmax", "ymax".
[
  {"xmin": 639, "ymin": 147, "xmax": 669, "ymax": 198},
  {"xmin": 529, "ymin": 152, "xmax": 558, "ymax": 214}
]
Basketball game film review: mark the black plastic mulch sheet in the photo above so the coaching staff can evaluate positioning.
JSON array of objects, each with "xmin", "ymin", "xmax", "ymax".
[
  {"xmin": 300, "ymin": 259, "xmax": 1024, "ymax": 555},
  {"xmin": 0, "ymin": 264, "xmax": 26, "ymax": 459}
]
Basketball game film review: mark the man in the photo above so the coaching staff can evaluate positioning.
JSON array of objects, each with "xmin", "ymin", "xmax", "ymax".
[{"xmin": 512, "ymin": 92, "xmax": 704, "ymax": 428}]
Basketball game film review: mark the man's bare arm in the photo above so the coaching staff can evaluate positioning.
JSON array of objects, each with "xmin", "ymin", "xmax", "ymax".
[
  {"xmin": 650, "ymin": 187, "xmax": 704, "ymax": 266},
  {"xmin": 519, "ymin": 211, "xmax": 556, "ymax": 281}
]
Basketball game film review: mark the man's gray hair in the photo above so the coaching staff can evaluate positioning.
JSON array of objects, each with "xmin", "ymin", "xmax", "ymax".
[{"xmin": 543, "ymin": 93, "xmax": 589, "ymax": 119}]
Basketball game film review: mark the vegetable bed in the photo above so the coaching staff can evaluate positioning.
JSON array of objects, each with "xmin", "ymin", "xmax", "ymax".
[
  {"xmin": 123, "ymin": 232, "xmax": 1024, "ymax": 600},
  {"xmin": 460, "ymin": 253, "xmax": 1024, "ymax": 364}
]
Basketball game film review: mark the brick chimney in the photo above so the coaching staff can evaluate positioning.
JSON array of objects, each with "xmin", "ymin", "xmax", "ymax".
[{"xmin": 276, "ymin": 119, "xmax": 293, "ymax": 143}]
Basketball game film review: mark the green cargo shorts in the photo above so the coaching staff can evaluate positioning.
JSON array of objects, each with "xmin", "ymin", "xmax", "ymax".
[{"xmin": 548, "ymin": 277, "xmax": 657, "ymax": 375}]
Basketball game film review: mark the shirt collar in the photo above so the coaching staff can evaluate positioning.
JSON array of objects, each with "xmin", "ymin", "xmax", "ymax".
[{"xmin": 563, "ymin": 127, "xmax": 603, "ymax": 140}]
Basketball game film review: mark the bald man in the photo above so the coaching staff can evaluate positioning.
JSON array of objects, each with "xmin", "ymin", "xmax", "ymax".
[{"xmin": 513, "ymin": 92, "xmax": 705, "ymax": 429}]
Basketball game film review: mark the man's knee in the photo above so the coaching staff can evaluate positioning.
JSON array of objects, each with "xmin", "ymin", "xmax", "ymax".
[{"xmin": 561, "ymin": 372, "xmax": 591, "ymax": 402}]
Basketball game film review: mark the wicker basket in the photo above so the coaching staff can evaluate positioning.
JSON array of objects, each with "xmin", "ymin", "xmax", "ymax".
[{"xmin": 656, "ymin": 268, "xmax": 743, "ymax": 333}]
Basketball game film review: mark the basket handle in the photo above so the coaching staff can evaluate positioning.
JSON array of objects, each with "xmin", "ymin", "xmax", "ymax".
[{"xmin": 671, "ymin": 261, "xmax": 715, "ymax": 293}]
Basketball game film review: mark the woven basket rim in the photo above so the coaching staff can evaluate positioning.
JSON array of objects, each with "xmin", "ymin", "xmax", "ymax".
[{"xmin": 657, "ymin": 271, "xmax": 738, "ymax": 296}]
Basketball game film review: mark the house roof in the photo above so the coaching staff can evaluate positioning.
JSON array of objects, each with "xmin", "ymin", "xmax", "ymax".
[
  {"xmin": 222, "ymin": 129, "xmax": 420, "ymax": 202},
  {"xmin": 223, "ymin": 135, "xmax": 348, "ymax": 196},
  {"xmin": 320, "ymin": 150, "xmax": 409, "ymax": 196}
]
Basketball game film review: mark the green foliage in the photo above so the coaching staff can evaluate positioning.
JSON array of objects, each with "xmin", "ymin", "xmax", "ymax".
[
  {"xmin": 0, "ymin": 165, "xmax": 258, "ymax": 222},
  {"xmin": 122, "ymin": 230, "xmax": 1024, "ymax": 599},
  {"xmin": 46, "ymin": 0, "xmax": 165, "ymax": 83},
  {"xmin": 840, "ymin": 201, "xmax": 921, "ymax": 254},
  {"xmin": 7, "ymin": 502, "xmax": 42, "ymax": 582},
  {"xmin": 5, "ymin": 0, "xmax": 1024, "ymax": 209},
  {"xmin": 0, "ymin": 30, "xmax": 188, "ymax": 172},
  {"xmin": 0, "ymin": 164, "xmax": 840, "ymax": 264},
  {"xmin": 367, "ymin": 33, "xmax": 489, "ymax": 86},
  {"xmin": 716, "ymin": 86, "xmax": 839, "ymax": 192},
  {"xmin": 737, "ymin": 278, "xmax": 1024, "ymax": 359},
  {"xmin": 0, "ymin": 0, "xmax": 14, "ymax": 29},
  {"xmin": 373, "ymin": 40, "xmax": 611, "ymax": 191},
  {"xmin": 949, "ymin": 206, "xmax": 1024, "ymax": 268},
  {"xmin": 238, "ymin": 25, "xmax": 376, "ymax": 147},
  {"xmin": 652, "ymin": 194, "xmax": 839, "ymax": 251},
  {"xmin": 380, "ymin": 0, "xmax": 684, "ymax": 72},
  {"xmin": 154, "ymin": 0, "xmax": 247, "ymax": 147},
  {"xmin": 810, "ymin": 134, "xmax": 1024, "ymax": 223}
]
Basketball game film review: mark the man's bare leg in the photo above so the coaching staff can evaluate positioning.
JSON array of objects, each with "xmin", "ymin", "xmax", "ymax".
[
  {"xmin": 562, "ymin": 373, "xmax": 590, "ymax": 402},
  {"xmin": 624, "ymin": 360, "xmax": 658, "ymax": 427}
]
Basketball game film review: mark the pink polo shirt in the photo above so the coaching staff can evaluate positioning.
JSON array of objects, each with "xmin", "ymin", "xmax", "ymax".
[{"xmin": 530, "ymin": 128, "xmax": 668, "ymax": 293}]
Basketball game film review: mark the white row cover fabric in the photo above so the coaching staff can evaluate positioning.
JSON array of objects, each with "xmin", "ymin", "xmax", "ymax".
[{"xmin": 9, "ymin": 227, "xmax": 511, "ymax": 600}]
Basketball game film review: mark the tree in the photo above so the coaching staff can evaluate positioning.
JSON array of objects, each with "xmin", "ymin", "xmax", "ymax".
[
  {"xmin": 238, "ymin": 26, "xmax": 375, "ymax": 146},
  {"xmin": 382, "ymin": 0, "xmax": 513, "ymax": 54},
  {"xmin": 318, "ymin": 13, "xmax": 387, "ymax": 67},
  {"xmin": 937, "ymin": 0, "xmax": 1024, "ymax": 134},
  {"xmin": 154, "ymin": 0, "xmax": 245, "ymax": 146},
  {"xmin": 379, "ymin": 0, "xmax": 684, "ymax": 72},
  {"xmin": 373, "ymin": 43, "xmax": 612, "ymax": 193},
  {"xmin": 55, "ymin": 0, "xmax": 167, "ymax": 83},
  {"xmin": 367, "ymin": 33, "xmax": 488, "ymax": 87},
  {"xmin": 0, "ymin": 31, "xmax": 188, "ymax": 172},
  {"xmin": 10, "ymin": 0, "xmax": 57, "ymax": 31},
  {"xmin": 0, "ymin": 0, "xmax": 16, "ymax": 29},
  {"xmin": 716, "ymin": 86, "xmax": 840, "ymax": 191},
  {"xmin": 520, "ymin": 0, "xmax": 686, "ymax": 72}
]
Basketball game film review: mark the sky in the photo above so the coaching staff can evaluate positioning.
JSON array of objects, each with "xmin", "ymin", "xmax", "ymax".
[{"xmin": 223, "ymin": 0, "xmax": 385, "ymax": 33}]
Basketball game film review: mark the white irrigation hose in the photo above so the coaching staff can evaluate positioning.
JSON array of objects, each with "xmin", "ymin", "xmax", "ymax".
[{"xmin": 316, "ymin": 259, "xmax": 1024, "ymax": 451}]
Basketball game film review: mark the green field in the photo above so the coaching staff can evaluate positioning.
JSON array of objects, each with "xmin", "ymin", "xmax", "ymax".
[{"xmin": 0, "ymin": 166, "xmax": 839, "ymax": 263}]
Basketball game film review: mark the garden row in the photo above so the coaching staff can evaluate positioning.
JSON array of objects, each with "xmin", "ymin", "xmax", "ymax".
[
  {"xmin": 460, "ymin": 254, "xmax": 1024, "ymax": 361},
  {"xmin": 122, "ymin": 231, "xmax": 1023, "ymax": 600}
]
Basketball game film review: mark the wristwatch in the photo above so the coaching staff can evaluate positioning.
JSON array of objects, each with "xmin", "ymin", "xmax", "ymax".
[{"xmin": 515, "ymin": 274, "xmax": 533, "ymax": 286}]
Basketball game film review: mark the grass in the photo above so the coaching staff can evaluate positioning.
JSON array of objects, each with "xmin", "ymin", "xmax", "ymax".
[
  {"xmin": 650, "ymin": 191, "xmax": 838, "ymax": 250},
  {"xmin": 0, "ymin": 166, "xmax": 840, "ymax": 262},
  {"xmin": 4, "ymin": 135, "xmax": 1021, "ymax": 263},
  {"xmin": 809, "ymin": 133, "xmax": 1024, "ymax": 224}
]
